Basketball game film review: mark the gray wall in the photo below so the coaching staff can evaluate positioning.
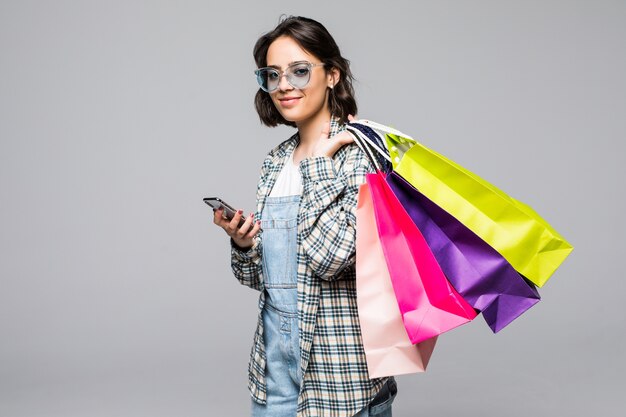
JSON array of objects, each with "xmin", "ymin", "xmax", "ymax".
[{"xmin": 1, "ymin": 1, "xmax": 624, "ymax": 416}]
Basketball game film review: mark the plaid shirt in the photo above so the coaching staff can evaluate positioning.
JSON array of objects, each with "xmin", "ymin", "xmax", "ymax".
[{"xmin": 231, "ymin": 117, "xmax": 389, "ymax": 416}]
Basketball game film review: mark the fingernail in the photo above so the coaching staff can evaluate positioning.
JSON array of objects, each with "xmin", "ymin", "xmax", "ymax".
[{"xmin": 237, "ymin": 210, "xmax": 243, "ymax": 214}]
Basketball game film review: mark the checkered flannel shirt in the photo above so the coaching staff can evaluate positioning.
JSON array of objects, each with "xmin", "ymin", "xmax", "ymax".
[{"xmin": 230, "ymin": 117, "xmax": 389, "ymax": 416}]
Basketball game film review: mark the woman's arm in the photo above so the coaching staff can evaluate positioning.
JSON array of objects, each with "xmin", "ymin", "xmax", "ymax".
[
  {"xmin": 298, "ymin": 144, "xmax": 374, "ymax": 280},
  {"xmin": 228, "ymin": 157, "xmax": 273, "ymax": 291}
]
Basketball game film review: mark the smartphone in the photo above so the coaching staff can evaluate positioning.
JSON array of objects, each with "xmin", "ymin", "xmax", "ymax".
[{"xmin": 204, "ymin": 197, "xmax": 247, "ymax": 228}]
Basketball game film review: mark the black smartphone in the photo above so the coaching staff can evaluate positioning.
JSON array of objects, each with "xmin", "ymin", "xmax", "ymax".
[{"xmin": 204, "ymin": 197, "xmax": 247, "ymax": 227}]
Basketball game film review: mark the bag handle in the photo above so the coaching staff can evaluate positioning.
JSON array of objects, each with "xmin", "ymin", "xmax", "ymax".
[
  {"xmin": 347, "ymin": 124, "xmax": 392, "ymax": 163},
  {"xmin": 350, "ymin": 119, "xmax": 415, "ymax": 141},
  {"xmin": 346, "ymin": 126, "xmax": 383, "ymax": 171}
]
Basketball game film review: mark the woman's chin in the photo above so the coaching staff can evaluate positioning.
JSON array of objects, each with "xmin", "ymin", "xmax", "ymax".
[
  {"xmin": 279, "ymin": 110, "xmax": 303, "ymax": 124},
  {"xmin": 279, "ymin": 108, "xmax": 324, "ymax": 125}
]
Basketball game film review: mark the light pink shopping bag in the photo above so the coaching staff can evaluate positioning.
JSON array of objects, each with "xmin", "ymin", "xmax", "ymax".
[{"xmin": 356, "ymin": 183, "xmax": 437, "ymax": 377}]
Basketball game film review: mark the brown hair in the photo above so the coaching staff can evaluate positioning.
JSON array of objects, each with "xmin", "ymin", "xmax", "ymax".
[{"xmin": 253, "ymin": 16, "xmax": 357, "ymax": 127}]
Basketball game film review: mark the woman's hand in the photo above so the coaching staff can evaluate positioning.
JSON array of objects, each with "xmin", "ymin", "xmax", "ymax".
[
  {"xmin": 213, "ymin": 208, "xmax": 261, "ymax": 250},
  {"xmin": 311, "ymin": 114, "xmax": 358, "ymax": 159}
]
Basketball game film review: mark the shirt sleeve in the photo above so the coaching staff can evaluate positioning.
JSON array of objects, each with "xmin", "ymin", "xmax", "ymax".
[
  {"xmin": 229, "ymin": 157, "xmax": 271, "ymax": 292},
  {"xmin": 230, "ymin": 236, "xmax": 263, "ymax": 291},
  {"xmin": 298, "ymin": 143, "xmax": 375, "ymax": 280}
]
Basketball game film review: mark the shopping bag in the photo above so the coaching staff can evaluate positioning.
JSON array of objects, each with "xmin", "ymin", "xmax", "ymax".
[
  {"xmin": 350, "ymin": 119, "xmax": 573, "ymax": 287},
  {"xmin": 356, "ymin": 183, "xmax": 437, "ymax": 377},
  {"xmin": 387, "ymin": 171, "xmax": 541, "ymax": 332},
  {"xmin": 367, "ymin": 172, "xmax": 477, "ymax": 344}
]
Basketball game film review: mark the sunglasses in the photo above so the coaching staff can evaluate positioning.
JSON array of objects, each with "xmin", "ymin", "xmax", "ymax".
[{"xmin": 255, "ymin": 61, "xmax": 325, "ymax": 93}]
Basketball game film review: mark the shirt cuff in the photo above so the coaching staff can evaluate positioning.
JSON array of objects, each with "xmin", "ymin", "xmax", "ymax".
[{"xmin": 231, "ymin": 237, "xmax": 259, "ymax": 261}]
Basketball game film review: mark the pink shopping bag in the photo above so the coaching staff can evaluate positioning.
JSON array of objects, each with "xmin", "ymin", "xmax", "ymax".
[{"xmin": 356, "ymin": 183, "xmax": 437, "ymax": 377}]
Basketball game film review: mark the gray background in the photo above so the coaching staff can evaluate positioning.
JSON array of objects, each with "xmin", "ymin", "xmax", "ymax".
[{"xmin": 1, "ymin": 1, "xmax": 624, "ymax": 416}]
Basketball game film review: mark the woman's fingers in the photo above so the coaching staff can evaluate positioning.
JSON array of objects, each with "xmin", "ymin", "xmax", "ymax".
[
  {"xmin": 329, "ymin": 131, "xmax": 355, "ymax": 150},
  {"xmin": 232, "ymin": 217, "xmax": 261, "ymax": 249},
  {"xmin": 212, "ymin": 208, "xmax": 247, "ymax": 234},
  {"xmin": 213, "ymin": 207, "xmax": 227, "ymax": 226},
  {"xmin": 246, "ymin": 219, "xmax": 262, "ymax": 240},
  {"xmin": 312, "ymin": 130, "xmax": 356, "ymax": 158},
  {"xmin": 236, "ymin": 213, "xmax": 255, "ymax": 237},
  {"xmin": 309, "ymin": 116, "xmax": 360, "ymax": 158},
  {"xmin": 226, "ymin": 210, "xmax": 244, "ymax": 233},
  {"xmin": 211, "ymin": 207, "xmax": 260, "ymax": 251},
  {"xmin": 339, "ymin": 130, "xmax": 355, "ymax": 144}
]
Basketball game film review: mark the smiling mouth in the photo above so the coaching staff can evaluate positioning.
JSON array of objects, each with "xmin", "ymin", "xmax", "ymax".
[{"xmin": 278, "ymin": 97, "xmax": 301, "ymax": 106}]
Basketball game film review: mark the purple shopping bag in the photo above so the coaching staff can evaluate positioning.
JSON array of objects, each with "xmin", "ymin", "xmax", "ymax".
[{"xmin": 387, "ymin": 172, "xmax": 541, "ymax": 332}]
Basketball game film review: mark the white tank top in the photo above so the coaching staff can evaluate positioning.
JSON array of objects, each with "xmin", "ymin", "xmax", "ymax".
[{"xmin": 270, "ymin": 151, "xmax": 303, "ymax": 197}]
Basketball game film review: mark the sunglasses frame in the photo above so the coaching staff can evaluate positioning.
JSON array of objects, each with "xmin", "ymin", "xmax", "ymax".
[{"xmin": 255, "ymin": 61, "xmax": 326, "ymax": 93}]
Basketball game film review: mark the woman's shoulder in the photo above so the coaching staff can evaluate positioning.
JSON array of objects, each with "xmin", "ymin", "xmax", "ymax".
[
  {"xmin": 257, "ymin": 131, "xmax": 298, "ymax": 171},
  {"xmin": 266, "ymin": 131, "xmax": 299, "ymax": 159}
]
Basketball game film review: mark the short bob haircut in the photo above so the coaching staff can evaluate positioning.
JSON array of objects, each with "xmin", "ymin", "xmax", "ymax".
[{"xmin": 253, "ymin": 16, "xmax": 357, "ymax": 127}]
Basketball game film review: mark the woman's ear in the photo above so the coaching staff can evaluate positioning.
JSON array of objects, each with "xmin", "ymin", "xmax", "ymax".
[{"xmin": 328, "ymin": 67, "xmax": 340, "ymax": 88}]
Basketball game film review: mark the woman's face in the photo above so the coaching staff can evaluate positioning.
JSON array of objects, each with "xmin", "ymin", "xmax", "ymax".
[{"xmin": 265, "ymin": 35, "xmax": 337, "ymax": 125}]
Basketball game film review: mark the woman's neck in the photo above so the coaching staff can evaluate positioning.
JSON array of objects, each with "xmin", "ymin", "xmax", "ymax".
[
  {"xmin": 296, "ymin": 109, "xmax": 330, "ymax": 148},
  {"xmin": 294, "ymin": 107, "xmax": 332, "ymax": 160}
]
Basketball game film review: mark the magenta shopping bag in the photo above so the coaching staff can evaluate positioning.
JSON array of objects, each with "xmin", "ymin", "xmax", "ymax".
[{"xmin": 367, "ymin": 172, "xmax": 477, "ymax": 344}]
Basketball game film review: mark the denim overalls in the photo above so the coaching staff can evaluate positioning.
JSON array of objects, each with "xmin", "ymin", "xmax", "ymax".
[
  {"xmin": 251, "ymin": 194, "xmax": 303, "ymax": 417},
  {"xmin": 249, "ymin": 157, "xmax": 396, "ymax": 417}
]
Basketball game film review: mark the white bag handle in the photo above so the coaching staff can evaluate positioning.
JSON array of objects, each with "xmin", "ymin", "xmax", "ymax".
[{"xmin": 351, "ymin": 119, "xmax": 415, "ymax": 141}]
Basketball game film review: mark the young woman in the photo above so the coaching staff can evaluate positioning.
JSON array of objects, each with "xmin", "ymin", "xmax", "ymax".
[{"xmin": 212, "ymin": 16, "xmax": 397, "ymax": 417}]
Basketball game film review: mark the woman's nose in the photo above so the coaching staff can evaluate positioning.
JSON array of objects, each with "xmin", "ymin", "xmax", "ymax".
[{"xmin": 278, "ymin": 73, "xmax": 293, "ymax": 91}]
